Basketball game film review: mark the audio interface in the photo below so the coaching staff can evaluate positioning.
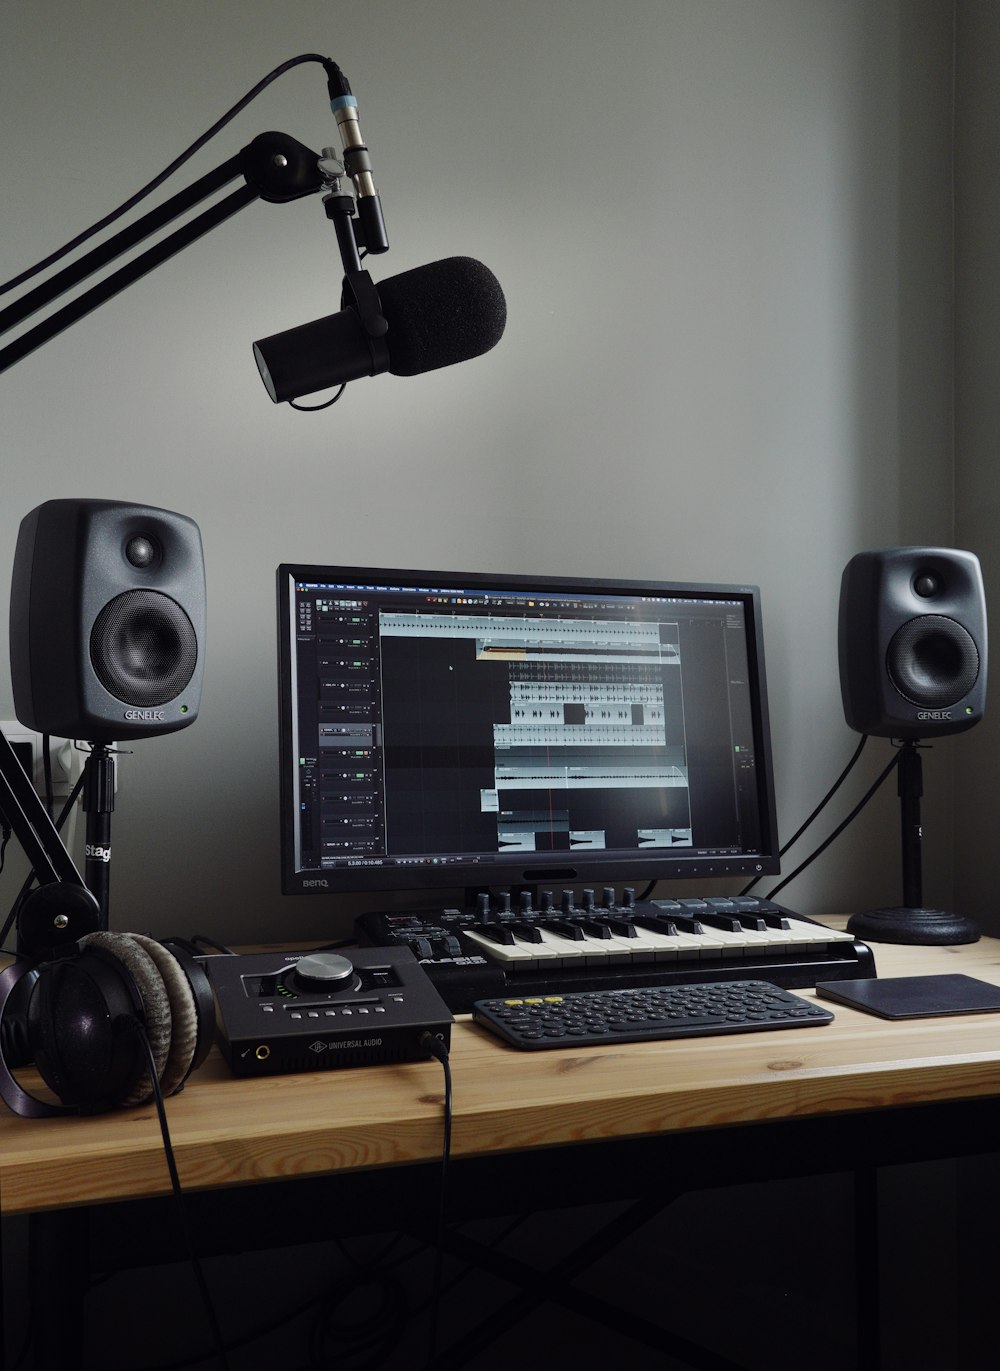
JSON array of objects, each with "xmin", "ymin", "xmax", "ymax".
[{"xmin": 207, "ymin": 946, "xmax": 453, "ymax": 1077}]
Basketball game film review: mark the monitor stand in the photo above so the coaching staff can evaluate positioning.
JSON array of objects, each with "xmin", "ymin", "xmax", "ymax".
[{"xmin": 847, "ymin": 740, "xmax": 979, "ymax": 945}]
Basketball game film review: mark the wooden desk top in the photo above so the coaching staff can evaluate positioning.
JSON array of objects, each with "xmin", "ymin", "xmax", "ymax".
[{"xmin": 3, "ymin": 920, "xmax": 1000, "ymax": 1216}]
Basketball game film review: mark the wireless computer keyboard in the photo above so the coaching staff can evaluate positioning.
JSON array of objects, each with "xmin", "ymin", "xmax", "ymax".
[{"xmin": 472, "ymin": 978, "xmax": 834, "ymax": 1050}]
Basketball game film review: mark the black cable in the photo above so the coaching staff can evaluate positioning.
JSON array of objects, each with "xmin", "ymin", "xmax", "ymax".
[
  {"xmin": 764, "ymin": 746, "xmax": 902, "ymax": 902},
  {"xmin": 84, "ymin": 1260, "xmax": 396, "ymax": 1371},
  {"xmin": 84, "ymin": 1034, "xmax": 454, "ymax": 1371},
  {"xmin": 41, "ymin": 736, "xmax": 54, "ymax": 820},
  {"xmin": 166, "ymin": 934, "xmax": 236, "ymax": 958},
  {"xmin": 0, "ymin": 53, "xmax": 339, "ymax": 297},
  {"xmin": 741, "ymin": 734, "xmax": 869, "ymax": 895},
  {"xmin": 132, "ymin": 1027, "xmax": 232, "ymax": 1371},
  {"xmin": 417, "ymin": 1031, "xmax": 453, "ymax": 1367},
  {"xmin": 289, "ymin": 383, "xmax": 347, "ymax": 411}
]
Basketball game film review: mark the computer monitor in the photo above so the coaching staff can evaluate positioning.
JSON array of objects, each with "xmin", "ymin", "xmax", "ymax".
[{"xmin": 277, "ymin": 564, "xmax": 780, "ymax": 902}]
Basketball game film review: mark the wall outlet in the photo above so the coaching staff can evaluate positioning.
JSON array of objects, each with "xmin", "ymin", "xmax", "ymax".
[{"xmin": 0, "ymin": 722, "xmax": 87, "ymax": 800}]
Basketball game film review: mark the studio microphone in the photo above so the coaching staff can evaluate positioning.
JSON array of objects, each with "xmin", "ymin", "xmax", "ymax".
[{"xmin": 253, "ymin": 255, "xmax": 507, "ymax": 404}]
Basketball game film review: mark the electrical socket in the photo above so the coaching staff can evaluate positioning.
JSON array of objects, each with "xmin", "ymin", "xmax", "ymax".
[{"xmin": 0, "ymin": 721, "xmax": 86, "ymax": 799}]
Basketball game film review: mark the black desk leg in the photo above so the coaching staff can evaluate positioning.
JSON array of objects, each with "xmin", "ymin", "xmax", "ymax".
[
  {"xmin": 854, "ymin": 1165, "xmax": 881, "ymax": 1371},
  {"xmin": 28, "ymin": 1209, "xmax": 89, "ymax": 1371}
]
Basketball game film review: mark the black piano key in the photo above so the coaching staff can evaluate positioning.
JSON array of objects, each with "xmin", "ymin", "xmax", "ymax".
[
  {"xmin": 576, "ymin": 919, "xmax": 614, "ymax": 940},
  {"xmin": 476, "ymin": 925, "xmax": 518, "ymax": 947},
  {"xmin": 509, "ymin": 922, "xmax": 544, "ymax": 944},
  {"xmin": 632, "ymin": 916, "xmax": 681, "ymax": 937},
  {"xmin": 667, "ymin": 915, "xmax": 705, "ymax": 935},
  {"xmin": 696, "ymin": 913, "xmax": 745, "ymax": 933},
  {"xmin": 545, "ymin": 920, "xmax": 588, "ymax": 942},
  {"xmin": 601, "ymin": 918, "xmax": 640, "ymax": 939}
]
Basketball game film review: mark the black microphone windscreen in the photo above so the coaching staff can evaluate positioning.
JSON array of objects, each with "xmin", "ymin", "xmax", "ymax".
[{"xmin": 378, "ymin": 257, "xmax": 506, "ymax": 377}]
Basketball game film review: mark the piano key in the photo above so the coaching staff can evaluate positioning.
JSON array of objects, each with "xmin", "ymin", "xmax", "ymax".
[
  {"xmin": 576, "ymin": 919, "xmax": 613, "ymax": 940},
  {"xmin": 461, "ymin": 927, "xmax": 557, "ymax": 968},
  {"xmin": 548, "ymin": 922, "xmax": 631, "ymax": 966},
  {"xmin": 600, "ymin": 917, "xmax": 640, "ymax": 938},
  {"xmin": 697, "ymin": 911, "xmax": 746, "ymax": 933},
  {"xmin": 508, "ymin": 921, "xmax": 545, "ymax": 943},
  {"xmin": 474, "ymin": 924, "xmax": 517, "ymax": 947},
  {"xmin": 546, "ymin": 920, "xmax": 588, "ymax": 942},
  {"xmin": 463, "ymin": 918, "xmax": 725, "ymax": 968}
]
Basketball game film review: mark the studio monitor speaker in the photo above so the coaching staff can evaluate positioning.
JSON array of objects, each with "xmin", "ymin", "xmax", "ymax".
[
  {"xmin": 9, "ymin": 499, "xmax": 206, "ymax": 742},
  {"xmin": 838, "ymin": 547, "xmax": 986, "ymax": 740}
]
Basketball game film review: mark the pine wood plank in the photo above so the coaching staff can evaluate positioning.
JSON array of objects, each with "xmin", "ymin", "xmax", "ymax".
[{"xmin": 2, "ymin": 919, "xmax": 999, "ymax": 1215}]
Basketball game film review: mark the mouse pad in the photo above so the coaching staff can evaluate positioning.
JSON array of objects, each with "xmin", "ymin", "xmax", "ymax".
[{"xmin": 815, "ymin": 974, "xmax": 1000, "ymax": 1020}]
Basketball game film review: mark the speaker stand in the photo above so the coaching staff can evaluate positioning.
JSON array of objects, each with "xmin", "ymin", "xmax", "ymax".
[
  {"xmin": 847, "ymin": 740, "xmax": 980, "ymax": 945},
  {"xmin": 82, "ymin": 744, "xmax": 116, "ymax": 929}
]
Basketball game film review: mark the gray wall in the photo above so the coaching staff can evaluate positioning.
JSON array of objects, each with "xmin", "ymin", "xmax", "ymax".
[
  {"xmin": 955, "ymin": 0, "xmax": 1000, "ymax": 934},
  {"xmin": 1, "ymin": 0, "xmax": 973, "ymax": 946}
]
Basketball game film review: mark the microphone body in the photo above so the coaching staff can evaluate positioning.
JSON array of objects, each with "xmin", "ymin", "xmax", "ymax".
[
  {"xmin": 254, "ymin": 306, "xmax": 379, "ymax": 401},
  {"xmin": 253, "ymin": 256, "xmax": 506, "ymax": 404}
]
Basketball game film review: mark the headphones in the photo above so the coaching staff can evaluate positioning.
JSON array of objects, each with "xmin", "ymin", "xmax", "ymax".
[{"xmin": 0, "ymin": 931, "xmax": 215, "ymax": 1118}]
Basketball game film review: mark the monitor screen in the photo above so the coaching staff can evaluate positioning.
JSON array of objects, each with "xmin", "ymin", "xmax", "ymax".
[{"xmin": 277, "ymin": 565, "xmax": 780, "ymax": 899}]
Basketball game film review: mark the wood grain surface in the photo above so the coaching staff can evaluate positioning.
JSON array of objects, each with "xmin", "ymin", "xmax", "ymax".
[{"xmin": 2, "ymin": 919, "xmax": 999, "ymax": 1215}]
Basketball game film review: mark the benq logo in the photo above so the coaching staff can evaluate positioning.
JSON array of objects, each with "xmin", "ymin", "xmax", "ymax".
[
  {"xmin": 303, "ymin": 879, "xmax": 329, "ymax": 889},
  {"xmin": 917, "ymin": 710, "xmax": 952, "ymax": 721},
  {"xmin": 124, "ymin": 709, "xmax": 165, "ymax": 721}
]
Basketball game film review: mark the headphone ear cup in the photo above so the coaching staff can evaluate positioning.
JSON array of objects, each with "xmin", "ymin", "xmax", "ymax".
[
  {"xmin": 128, "ymin": 934, "xmax": 201, "ymax": 1095},
  {"xmin": 78, "ymin": 932, "xmax": 173, "ymax": 1106},
  {"xmin": 158, "ymin": 938, "xmax": 216, "ymax": 1082},
  {"xmin": 29, "ymin": 951, "xmax": 149, "ymax": 1111}
]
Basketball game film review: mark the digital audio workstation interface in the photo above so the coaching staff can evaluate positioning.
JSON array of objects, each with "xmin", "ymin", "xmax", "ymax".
[{"xmin": 278, "ymin": 567, "xmax": 779, "ymax": 897}]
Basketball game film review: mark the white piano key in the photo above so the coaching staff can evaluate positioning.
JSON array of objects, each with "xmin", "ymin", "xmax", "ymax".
[
  {"xmin": 783, "ymin": 917, "xmax": 856, "ymax": 946},
  {"xmin": 460, "ymin": 928, "xmax": 551, "ymax": 968}
]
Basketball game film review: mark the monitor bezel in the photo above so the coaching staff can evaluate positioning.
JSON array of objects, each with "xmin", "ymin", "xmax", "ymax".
[{"xmin": 277, "ymin": 563, "xmax": 781, "ymax": 898}]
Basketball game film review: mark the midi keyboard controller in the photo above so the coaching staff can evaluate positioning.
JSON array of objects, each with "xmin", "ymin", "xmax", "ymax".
[{"xmin": 356, "ymin": 889, "xmax": 875, "ymax": 1014}]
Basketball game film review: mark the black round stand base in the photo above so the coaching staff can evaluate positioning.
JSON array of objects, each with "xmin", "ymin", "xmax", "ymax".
[{"xmin": 847, "ymin": 906, "xmax": 980, "ymax": 946}]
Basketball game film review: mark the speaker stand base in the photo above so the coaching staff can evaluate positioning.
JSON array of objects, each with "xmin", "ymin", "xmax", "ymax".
[{"xmin": 847, "ymin": 906, "xmax": 980, "ymax": 946}]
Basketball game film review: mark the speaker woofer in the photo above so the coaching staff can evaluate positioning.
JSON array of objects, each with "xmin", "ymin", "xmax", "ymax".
[
  {"xmin": 90, "ymin": 590, "xmax": 198, "ymax": 708},
  {"xmin": 886, "ymin": 615, "xmax": 980, "ymax": 709}
]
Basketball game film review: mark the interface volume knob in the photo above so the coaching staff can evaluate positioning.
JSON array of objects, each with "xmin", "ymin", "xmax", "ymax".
[{"xmin": 291, "ymin": 952, "xmax": 359, "ymax": 993}]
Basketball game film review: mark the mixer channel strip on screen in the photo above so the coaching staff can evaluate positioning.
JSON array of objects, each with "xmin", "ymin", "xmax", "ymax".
[{"xmin": 355, "ymin": 890, "xmax": 875, "ymax": 1014}]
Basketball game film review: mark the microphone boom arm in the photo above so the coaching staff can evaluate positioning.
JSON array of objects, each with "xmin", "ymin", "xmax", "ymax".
[
  {"xmin": 0, "ymin": 730, "xmax": 83, "ymax": 890},
  {"xmin": 0, "ymin": 130, "xmax": 330, "ymax": 376}
]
